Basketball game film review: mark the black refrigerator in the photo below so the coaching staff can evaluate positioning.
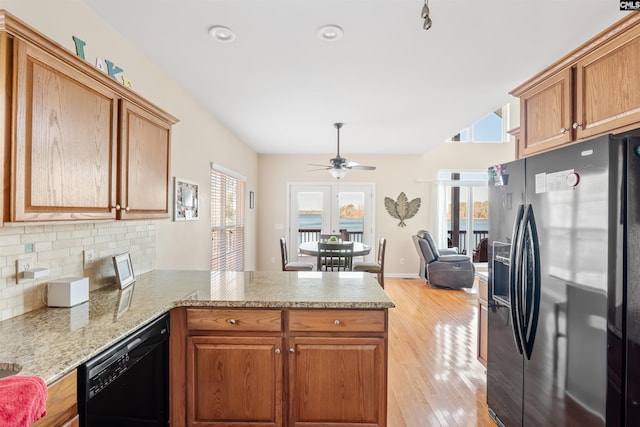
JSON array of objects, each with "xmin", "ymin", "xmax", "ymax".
[{"xmin": 487, "ymin": 133, "xmax": 640, "ymax": 426}]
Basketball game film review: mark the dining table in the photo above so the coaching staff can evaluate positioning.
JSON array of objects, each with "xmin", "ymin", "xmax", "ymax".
[{"xmin": 298, "ymin": 241, "xmax": 371, "ymax": 257}]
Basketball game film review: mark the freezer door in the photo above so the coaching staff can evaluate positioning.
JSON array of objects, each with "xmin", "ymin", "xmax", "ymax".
[
  {"xmin": 522, "ymin": 135, "xmax": 613, "ymax": 426},
  {"xmin": 487, "ymin": 159, "xmax": 525, "ymax": 427},
  {"xmin": 626, "ymin": 138, "xmax": 640, "ymax": 425}
]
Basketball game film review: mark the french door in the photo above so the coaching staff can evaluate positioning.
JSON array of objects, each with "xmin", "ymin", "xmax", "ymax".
[
  {"xmin": 288, "ymin": 183, "xmax": 374, "ymax": 262},
  {"xmin": 437, "ymin": 182, "xmax": 488, "ymax": 257}
]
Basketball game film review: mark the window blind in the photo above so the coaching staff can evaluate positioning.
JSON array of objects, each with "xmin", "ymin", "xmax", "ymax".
[{"xmin": 211, "ymin": 166, "xmax": 245, "ymax": 271}]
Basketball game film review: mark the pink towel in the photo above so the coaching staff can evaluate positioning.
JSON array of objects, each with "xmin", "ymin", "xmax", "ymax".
[{"xmin": 0, "ymin": 375, "xmax": 47, "ymax": 427}]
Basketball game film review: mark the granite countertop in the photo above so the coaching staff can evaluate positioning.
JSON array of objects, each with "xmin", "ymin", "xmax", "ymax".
[{"xmin": 0, "ymin": 270, "xmax": 394, "ymax": 385}]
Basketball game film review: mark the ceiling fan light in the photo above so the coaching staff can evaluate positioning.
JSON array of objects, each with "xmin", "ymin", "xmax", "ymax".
[
  {"xmin": 329, "ymin": 168, "xmax": 348, "ymax": 179},
  {"xmin": 423, "ymin": 17, "xmax": 432, "ymax": 30}
]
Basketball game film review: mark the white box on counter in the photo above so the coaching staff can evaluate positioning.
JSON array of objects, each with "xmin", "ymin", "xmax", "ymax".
[{"xmin": 47, "ymin": 277, "xmax": 89, "ymax": 307}]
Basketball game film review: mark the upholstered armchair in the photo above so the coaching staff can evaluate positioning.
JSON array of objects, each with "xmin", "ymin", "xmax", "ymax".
[{"xmin": 412, "ymin": 230, "xmax": 475, "ymax": 289}]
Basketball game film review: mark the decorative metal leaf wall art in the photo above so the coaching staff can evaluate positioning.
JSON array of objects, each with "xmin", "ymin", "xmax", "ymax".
[{"xmin": 384, "ymin": 192, "xmax": 421, "ymax": 227}]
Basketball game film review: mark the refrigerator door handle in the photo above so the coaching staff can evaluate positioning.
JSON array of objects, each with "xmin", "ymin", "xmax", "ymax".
[
  {"xmin": 521, "ymin": 204, "xmax": 541, "ymax": 360},
  {"xmin": 509, "ymin": 204, "xmax": 526, "ymax": 355}
]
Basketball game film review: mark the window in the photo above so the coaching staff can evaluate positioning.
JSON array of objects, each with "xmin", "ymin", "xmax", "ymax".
[
  {"xmin": 435, "ymin": 170, "xmax": 488, "ymax": 257},
  {"xmin": 449, "ymin": 105, "xmax": 509, "ymax": 143},
  {"xmin": 211, "ymin": 164, "xmax": 245, "ymax": 271}
]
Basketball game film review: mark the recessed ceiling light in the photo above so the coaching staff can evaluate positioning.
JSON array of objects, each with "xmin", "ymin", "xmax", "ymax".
[
  {"xmin": 317, "ymin": 25, "xmax": 343, "ymax": 41},
  {"xmin": 208, "ymin": 25, "xmax": 236, "ymax": 42}
]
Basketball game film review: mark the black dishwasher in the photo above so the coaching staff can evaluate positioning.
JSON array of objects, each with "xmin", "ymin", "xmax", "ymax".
[{"xmin": 78, "ymin": 313, "xmax": 170, "ymax": 427}]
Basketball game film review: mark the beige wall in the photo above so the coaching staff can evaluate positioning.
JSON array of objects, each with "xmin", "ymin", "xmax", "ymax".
[
  {"xmin": 257, "ymin": 140, "xmax": 515, "ymax": 276},
  {"xmin": 0, "ymin": 1, "xmax": 258, "ymax": 319}
]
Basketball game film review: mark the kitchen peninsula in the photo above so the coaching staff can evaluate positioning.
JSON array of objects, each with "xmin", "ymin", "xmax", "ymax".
[{"xmin": 0, "ymin": 270, "xmax": 394, "ymax": 427}]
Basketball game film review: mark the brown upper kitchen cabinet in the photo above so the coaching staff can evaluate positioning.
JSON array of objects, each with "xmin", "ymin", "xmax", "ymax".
[
  {"xmin": 574, "ymin": 22, "xmax": 640, "ymax": 141},
  {"xmin": 0, "ymin": 10, "xmax": 178, "ymax": 223},
  {"xmin": 511, "ymin": 13, "xmax": 640, "ymax": 158},
  {"xmin": 516, "ymin": 68, "xmax": 573, "ymax": 157},
  {"xmin": 10, "ymin": 38, "xmax": 119, "ymax": 221},
  {"xmin": 117, "ymin": 100, "xmax": 173, "ymax": 220}
]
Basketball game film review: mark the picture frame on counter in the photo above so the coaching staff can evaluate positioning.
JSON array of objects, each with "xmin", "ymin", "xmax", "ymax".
[
  {"xmin": 113, "ymin": 252, "xmax": 135, "ymax": 289},
  {"xmin": 174, "ymin": 177, "xmax": 199, "ymax": 221}
]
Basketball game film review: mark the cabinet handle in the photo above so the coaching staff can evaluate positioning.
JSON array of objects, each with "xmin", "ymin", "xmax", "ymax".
[
  {"xmin": 229, "ymin": 319, "xmax": 237, "ymax": 325},
  {"xmin": 560, "ymin": 127, "xmax": 569, "ymax": 134},
  {"xmin": 334, "ymin": 319, "xmax": 341, "ymax": 326},
  {"xmin": 275, "ymin": 348, "xmax": 281, "ymax": 354},
  {"xmin": 289, "ymin": 348, "xmax": 295, "ymax": 354},
  {"xmin": 125, "ymin": 206, "xmax": 130, "ymax": 212},
  {"xmin": 572, "ymin": 122, "xmax": 582, "ymax": 129},
  {"xmin": 110, "ymin": 204, "xmax": 121, "ymax": 211}
]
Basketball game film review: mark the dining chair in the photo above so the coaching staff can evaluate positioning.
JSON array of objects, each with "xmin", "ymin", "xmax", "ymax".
[
  {"xmin": 353, "ymin": 237, "xmax": 386, "ymax": 288},
  {"xmin": 316, "ymin": 241, "xmax": 354, "ymax": 271},
  {"xmin": 319, "ymin": 233, "xmax": 342, "ymax": 242},
  {"xmin": 280, "ymin": 237, "xmax": 314, "ymax": 271}
]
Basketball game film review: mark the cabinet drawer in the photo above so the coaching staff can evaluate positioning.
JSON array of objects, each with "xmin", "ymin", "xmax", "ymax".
[
  {"xmin": 288, "ymin": 309, "xmax": 385, "ymax": 333},
  {"xmin": 186, "ymin": 308, "xmax": 282, "ymax": 332}
]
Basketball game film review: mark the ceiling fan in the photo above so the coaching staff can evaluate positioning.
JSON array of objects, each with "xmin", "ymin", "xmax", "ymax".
[{"xmin": 310, "ymin": 123, "xmax": 376, "ymax": 179}]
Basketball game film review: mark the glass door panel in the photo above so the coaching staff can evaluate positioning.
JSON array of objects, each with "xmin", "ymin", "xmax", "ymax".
[
  {"xmin": 472, "ymin": 186, "xmax": 489, "ymax": 262},
  {"xmin": 338, "ymin": 192, "xmax": 365, "ymax": 243},
  {"xmin": 289, "ymin": 183, "xmax": 374, "ymax": 262}
]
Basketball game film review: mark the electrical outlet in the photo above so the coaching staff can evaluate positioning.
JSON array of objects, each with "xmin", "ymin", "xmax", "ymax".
[
  {"xmin": 400, "ymin": 257, "xmax": 405, "ymax": 265},
  {"xmin": 15, "ymin": 257, "xmax": 33, "ymax": 283},
  {"xmin": 270, "ymin": 256, "xmax": 276, "ymax": 264},
  {"xmin": 84, "ymin": 249, "xmax": 95, "ymax": 268}
]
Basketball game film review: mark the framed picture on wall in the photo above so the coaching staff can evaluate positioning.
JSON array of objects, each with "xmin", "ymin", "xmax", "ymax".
[{"xmin": 174, "ymin": 177, "xmax": 199, "ymax": 221}]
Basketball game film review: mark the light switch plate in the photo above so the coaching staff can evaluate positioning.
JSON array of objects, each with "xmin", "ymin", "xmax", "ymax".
[{"xmin": 83, "ymin": 249, "xmax": 95, "ymax": 269}]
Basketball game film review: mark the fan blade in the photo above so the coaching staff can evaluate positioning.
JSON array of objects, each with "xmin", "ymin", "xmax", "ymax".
[
  {"xmin": 308, "ymin": 163, "xmax": 332, "ymax": 168},
  {"xmin": 307, "ymin": 167, "xmax": 331, "ymax": 172},
  {"xmin": 349, "ymin": 165, "xmax": 376, "ymax": 170},
  {"xmin": 345, "ymin": 161, "xmax": 376, "ymax": 170}
]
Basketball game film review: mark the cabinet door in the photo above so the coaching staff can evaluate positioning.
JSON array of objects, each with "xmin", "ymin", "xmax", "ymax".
[
  {"xmin": 118, "ymin": 100, "xmax": 171, "ymax": 220},
  {"xmin": 288, "ymin": 336, "xmax": 386, "ymax": 427},
  {"xmin": 32, "ymin": 371, "xmax": 78, "ymax": 427},
  {"xmin": 12, "ymin": 40, "xmax": 118, "ymax": 221},
  {"xmin": 519, "ymin": 68, "xmax": 573, "ymax": 157},
  {"xmin": 575, "ymin": 24, "xmax": 640, "ymax": 140},
  {"xmin": 186, "ymin": 335, "xmax": 283, "ymax": 427}
]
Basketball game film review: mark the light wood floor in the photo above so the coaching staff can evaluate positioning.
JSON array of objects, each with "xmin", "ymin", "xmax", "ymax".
[{"xmin": 385, "ymin": 277, "xmax": 497, "ymax": 427}]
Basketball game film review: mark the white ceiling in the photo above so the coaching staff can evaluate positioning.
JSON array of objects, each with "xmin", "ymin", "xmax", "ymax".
[{"xmin": 83, "ymin": 0, "xmax": 626, "ymax": 156}]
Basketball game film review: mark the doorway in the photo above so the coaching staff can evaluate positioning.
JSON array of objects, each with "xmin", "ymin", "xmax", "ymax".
[
  {"xmin": 436, "ymin": 171, "xmax": 488, "ymax": 258},
  {"xmin": 288, "ymin": 183, "xmax": 375, "ymax": 262}
]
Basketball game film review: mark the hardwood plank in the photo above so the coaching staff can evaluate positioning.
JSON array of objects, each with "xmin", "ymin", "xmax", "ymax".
[{"xmin": 385, "ymin": 278, "xmax": 496, "ymax": 427}]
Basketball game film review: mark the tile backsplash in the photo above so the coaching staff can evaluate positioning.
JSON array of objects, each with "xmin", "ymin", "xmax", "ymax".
[{"xmin": 0, "ymin": 221, "xmax": 156, "ymax": 321}]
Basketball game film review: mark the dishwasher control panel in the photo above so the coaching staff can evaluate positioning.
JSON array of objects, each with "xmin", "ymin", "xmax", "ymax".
[{"xmin": 88, "ymin": 352, "xmax": 131, "ymax": 398}]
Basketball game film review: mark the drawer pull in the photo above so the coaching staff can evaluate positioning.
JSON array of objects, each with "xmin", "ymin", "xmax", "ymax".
[
  {"xmin": 289, "ymin": 348, "xmax": 295, "ymax": 354},
  {"xmin": 275, "ymin": 348, "xmax": 281, "ymax": 354},
  {"xmin": 229, "ymin": 319, "xmax": 237, "ymax": 325},
  {"xmin": 334, "ymin": 319, "xmax": 341, "ymax": 326}
]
